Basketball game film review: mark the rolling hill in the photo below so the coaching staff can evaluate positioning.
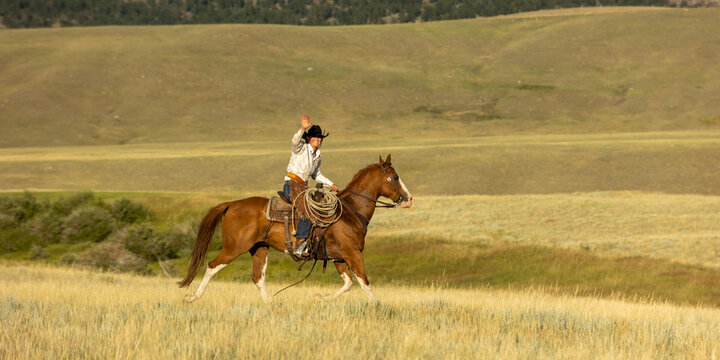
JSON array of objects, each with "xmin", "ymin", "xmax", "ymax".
[
  {"xmin": 2, "ymin": 7, "xmax": 720, "ymax": 195},
  {"xmin": 1, "ymin": 7, "xmax": 719, "ymax": 148}
]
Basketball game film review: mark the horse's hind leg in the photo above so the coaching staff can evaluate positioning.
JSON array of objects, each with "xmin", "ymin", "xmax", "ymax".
[
  {"xmin": 184, "ymin": 249, "xmax": 240, "ymax": 303},
  {"xmin": 319, "ymin": 262, "xmax": 353, "ymax": 301},
  {"xmin": 251, "ymin": 246, "xmax": 271, "ymax": 303}
]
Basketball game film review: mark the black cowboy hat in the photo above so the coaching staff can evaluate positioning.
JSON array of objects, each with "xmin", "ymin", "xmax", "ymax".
[{"xmin": 302, "ymin": 125, "xmax": 329, "ymax": 140}]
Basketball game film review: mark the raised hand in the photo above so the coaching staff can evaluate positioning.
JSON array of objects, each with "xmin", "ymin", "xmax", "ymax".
[{"xmin": 301, "ymin": 113, "xmax": 312, "ymax": 130}]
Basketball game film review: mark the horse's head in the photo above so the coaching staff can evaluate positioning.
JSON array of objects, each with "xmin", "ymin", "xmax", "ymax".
[{"xmin": 377, "ymin": 154, "xmax": 414, "ymax": 208}]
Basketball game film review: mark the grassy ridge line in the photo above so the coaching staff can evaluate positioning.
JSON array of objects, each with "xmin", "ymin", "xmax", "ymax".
[
  {"xmin": 2, "ymin": 131, "xmax": 720, "ymax": 162},
  {"xmin": 2, "ymin": 262, "xmax": 720, "ymax": 359},
  {"xmin": 2, "ymin": 131, "xmax": 720, "ymax": 195},
  {"xmin": 498, "ymin": 6, "xmax": 670, "ymax": 18},
  {"xmin": 2, "ymin": 8, "xmax": 720, "ymax": 147}
]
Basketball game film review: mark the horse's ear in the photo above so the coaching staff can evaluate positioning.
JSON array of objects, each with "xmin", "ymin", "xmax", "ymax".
[
  {"xmin": 386, "ymin": 154, "xmax": 392, "ymax": 165},
  {"xmin": 379, "ymin": 155, "xmax": 385, "ymax": 164}
]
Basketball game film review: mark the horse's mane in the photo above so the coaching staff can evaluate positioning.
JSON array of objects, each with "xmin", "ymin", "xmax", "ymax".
[{"xmin": 341, "ymin": 163, "xmax": 382, "ymax": 194}]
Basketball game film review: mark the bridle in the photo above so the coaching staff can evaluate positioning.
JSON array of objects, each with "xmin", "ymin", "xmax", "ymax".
[
  {"xmin": 379, "ymin": 163, "xmax": 408, "ymax": 205},
  {"xmin": 343, "ymin": 163, "xmax": 407, "ymax": 209}
]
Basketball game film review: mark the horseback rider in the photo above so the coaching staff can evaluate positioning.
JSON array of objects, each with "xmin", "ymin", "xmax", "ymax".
[{"xmin": 283, "ymin": 113, "xmax": 338, "ymax": 256}]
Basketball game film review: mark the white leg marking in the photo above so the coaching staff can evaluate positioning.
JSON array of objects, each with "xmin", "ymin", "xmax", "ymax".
[
  {"xmin": 353, "ymin": 273, "xmax": 375, "ymax": 300},
  {"xmin": 255, "ymin": 254, "xmax": 270, "ymax": 303},
  {"xmin": 322, "ymin": 272, "xmax": 353, "ymax": 301},
  {"xmin": 185, "ymin": 264, "xmax": 226, "ymax": 303}
]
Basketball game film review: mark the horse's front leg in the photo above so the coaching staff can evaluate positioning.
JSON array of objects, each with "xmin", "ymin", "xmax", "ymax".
[
  {"xmin": 342, "ymin": 250, "xmax": 375, "ymax": 300},
  {"xmin": 318, "ymin": 262, "xmax": 353, "ymax": 301}
]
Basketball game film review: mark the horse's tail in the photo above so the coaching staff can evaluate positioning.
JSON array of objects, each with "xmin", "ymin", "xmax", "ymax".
[{"xmin": 177, "ymin": 202, "xmax": 232, "ymax": 288}]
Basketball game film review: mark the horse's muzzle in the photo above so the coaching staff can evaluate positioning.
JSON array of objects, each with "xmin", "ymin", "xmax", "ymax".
[{"xmin": 399, "ymin": 194, "xmax": 413, "ymax": 208}]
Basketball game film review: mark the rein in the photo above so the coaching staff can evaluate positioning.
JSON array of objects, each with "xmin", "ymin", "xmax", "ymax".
[
  {"xmin": 342, "ymin": 190, "xmax": 400, "ymax": 208},
  {"xmin": 273, "ymin": 258, "xmax": 319, "ymax": 297},
  {"xmin": 338, "ymin": 196, "xmax": 370, "ymax": 227}
]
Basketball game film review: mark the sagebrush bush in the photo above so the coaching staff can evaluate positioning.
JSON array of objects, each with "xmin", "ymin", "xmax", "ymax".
[
  {"xmin": 50, "ymin": 192, "xmax": 96, "ymax": 216},
  {"xmin": 0, "ymin": 192, "xmax": 40, "ymax": 223},
  {"xmin": 62, "ymin": 206, "xmax": 115, "ymax": 243},
  {"xmin": 162, "ymin": 225, "xmax": 195, "ymax": 252},
  {"xmin": 0, "ymin": 214, "xmax": 14, "ymax": 230},
  {"xmin": 27, "ymin": 243, "xmax": 49, "ymax": 260},
  {"xmin": 26, "ymin": 212, "xmax": 65, "ymax": 245},
  {"xmin": 75, "ymin": 242, "xmax": 148, "ymax": 273},
  {"xmin": 110, "ymin": 198, "xmax": 150, "ymax": 224},
  {"xmin": 60, "ymin": 252, "xmax": 78, "ymax": 265},
  {"xmin": 0, "ymin": 227, "xmax": 36, "ymax": 253},
  {"xmin": 112, "ymin": 224, "xmax": 184, "ymax": 260},
  {"xmin": 0, "ymin": 207, "xmax": 39, "ymax": 252}
]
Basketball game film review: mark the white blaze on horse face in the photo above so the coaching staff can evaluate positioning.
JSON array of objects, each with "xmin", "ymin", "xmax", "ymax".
[
  {"xmin": 398, "ymin": 178, "xmax": 414, "ymax": 208},
  {"xmin": 255, "ymin": 254, "xmax": 270, "ymax": 303}
]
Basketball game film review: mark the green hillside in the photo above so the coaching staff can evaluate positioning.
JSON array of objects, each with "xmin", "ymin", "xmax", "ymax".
[{"xmin": 2, "ymin": 7, "xmax": 719, "ymax": 149}]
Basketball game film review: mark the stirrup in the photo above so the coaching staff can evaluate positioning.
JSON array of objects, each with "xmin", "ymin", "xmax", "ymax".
[{"xmin": 294, "ymin": 241, "xmax": 308, "ymax": 256}]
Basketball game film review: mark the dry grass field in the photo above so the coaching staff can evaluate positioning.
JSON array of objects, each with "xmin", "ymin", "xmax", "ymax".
[
  {"xmin": 2, "ymin": 262, "xmax": 720, "ymax": 359},
  {"xmin": 2, "ymin": 131, "xmax": 720, "ymax": 196},
  {"xmin": 377, "ymin": 192, "xmax": 720, "ymax": 269}
]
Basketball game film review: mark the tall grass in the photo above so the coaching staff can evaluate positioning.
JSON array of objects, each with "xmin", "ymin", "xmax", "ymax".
[
  {"xmin": 369, "ymin": 192, "xmax": 720, "ymax": 268},
  {"xmin": 1, "ymin": 262, "xmax": 719, "ymax": 359}
]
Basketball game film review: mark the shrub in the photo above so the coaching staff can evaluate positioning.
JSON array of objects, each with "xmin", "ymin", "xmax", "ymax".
[
  {"xmin": 62, "ymin": 206, "xmax": 115, "ymax": 243},
  {"xmin": 26, "ymin": 212, "xmax": 65, "ymax": 245},
  {"xmin": 162, "ymin": 225, "xmax": 195, "ymax": 253},
  {"xmin": 0, "ymin": 203, "xmax": 40, "ymax": 252},
  {"xmin": 50, "ymin": 192, "xmax": 96, "ymax": 216},
  {"xmin": 75, "ymin": 242, "xmax": 148, "ymax": 273},
  {"xmin": 0, "ymin": 226, "xmax": 36, "ymax": 253},
  {"xmin": 0, "ymin": 192, "xmax": 40, "ymax": 223},
  {"xmin": 112, "ymin": 224, "xmax": 184, "ymax": 260},
  {"xmin": 27, "ymin": 244, "xmax": 49, "ymax": 260},
  {"xmin": 60, "ymin": 253, "xmax": 79, "ymax": 265},
  {"xmin": 0, "ymin": 214, "xmax": 14, "ymax": 230},
  {"xmin": 110, "ymin": 198, "xmax": 151, "ymax": 224}
]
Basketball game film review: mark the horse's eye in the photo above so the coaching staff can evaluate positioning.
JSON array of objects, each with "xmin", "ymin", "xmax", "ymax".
[
  {"xmin": 394, "ymin": 175, "xmax": 399, "ymax": 180},
  {"xmin": 387, "ymin": 177, "xmax": 392, "ymax": 182}
]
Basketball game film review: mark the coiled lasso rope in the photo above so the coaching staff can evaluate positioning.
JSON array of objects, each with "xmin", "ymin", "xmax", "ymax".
[{"xmin": 291, "ymin": 187, "xmax": 343, "ymax": 230}]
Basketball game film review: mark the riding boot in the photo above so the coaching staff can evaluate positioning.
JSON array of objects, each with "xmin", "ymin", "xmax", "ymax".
[
  {"xmin": 294, "ymin": 238, "xmax": 310, "ymax": 257},
  {"xmin": 294, "ymin": 218, "xmax": 312, "ymax": 257}
]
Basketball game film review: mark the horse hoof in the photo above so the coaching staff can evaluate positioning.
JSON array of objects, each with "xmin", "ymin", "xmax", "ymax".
[{"xmin": 184, "ymin": 294, "xmax": 196, "ymax": 303}]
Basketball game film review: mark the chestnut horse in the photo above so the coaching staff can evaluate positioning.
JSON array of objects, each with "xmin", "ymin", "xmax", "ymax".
[{"xmin": 178, "ymin": 154, "xmax": 413, "ymax": 303}]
